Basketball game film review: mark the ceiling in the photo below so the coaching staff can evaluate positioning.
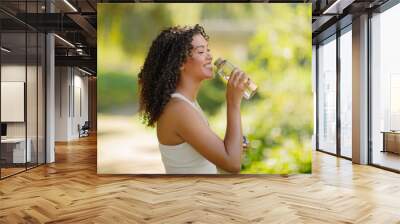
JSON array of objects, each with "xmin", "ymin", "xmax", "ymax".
[
  {"xmin": 0, "ymin": 0, "xmax": 97, "ymax": 75},
  {"xmin": 311, "ymin": 0, "xmax": 389, "ymax": 43},
  {"xmin": 0, "ymin": 0, "xmax": 395, "ymax": 75}
]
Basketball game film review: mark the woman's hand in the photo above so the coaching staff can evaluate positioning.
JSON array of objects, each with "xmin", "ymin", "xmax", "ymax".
[{"xmin": 226, "ymin": 68, "xmax": 249, "ymax": 108}]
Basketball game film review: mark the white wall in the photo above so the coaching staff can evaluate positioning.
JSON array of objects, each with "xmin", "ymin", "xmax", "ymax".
[
  {"xmin": 1, "ymin": 66, "xmax": 26, "ymax": 128},
  {"xmin": 55, "ymin": 67, "xmax": 70, "ymax": 141},
  {"xmin": 1, "ymin": 63, "xmax": 46, "ymax": 163},
  {"xmin": 55, "ymin": 67, "xmax": 89, "ymax": 141},
  {"xmin": 1, "ymin": 65, "xmax": 26, "ymax": 141},
  {"xmin": 1, "ymin": 65, "xmax": 26, "ymax": 81},
  {"xmin": 1, "ymin": 82, "xmax": 25, "ymax": 122},
  {"xmin": 312, "ymin": 45, "xmax": 316, "ymax": 151}
]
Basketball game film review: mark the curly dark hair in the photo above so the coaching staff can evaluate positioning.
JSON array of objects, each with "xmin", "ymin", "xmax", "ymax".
[{"xmin": 138, "ymin": 24, "xmax": 209, "ymax": 127}]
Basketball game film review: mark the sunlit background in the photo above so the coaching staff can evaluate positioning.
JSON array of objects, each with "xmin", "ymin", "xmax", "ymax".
[{"xmin": 97, "ymin": 3, "xmax": 312, "ymax": 174}]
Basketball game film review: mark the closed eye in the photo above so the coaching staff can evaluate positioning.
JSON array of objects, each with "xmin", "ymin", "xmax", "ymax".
[{"xmin": 198, "ymin": 49, "xmax": 210, "ymax": 54}]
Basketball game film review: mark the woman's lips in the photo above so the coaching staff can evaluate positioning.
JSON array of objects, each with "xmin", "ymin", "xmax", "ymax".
[{"xmin": 204, "ymin": 64, "xmax": 212, "ymax": 70}]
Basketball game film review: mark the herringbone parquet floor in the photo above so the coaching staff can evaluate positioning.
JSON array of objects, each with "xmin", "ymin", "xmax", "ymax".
[{"xmin": 1, "ymin": 135, "xmax": 400, "ymax": 223}]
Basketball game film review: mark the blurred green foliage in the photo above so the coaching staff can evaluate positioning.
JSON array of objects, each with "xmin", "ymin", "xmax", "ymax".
[
  {"xmin": 98, "ymin": 4, "xmax": 173, "ymax": 59},
  {"xmin": 98, "ymin": 3, "xmax": 312, "ymax": 174},
  {"xmin": 98, "ymin": 71, "xmax": 138, "ymax": 113}
]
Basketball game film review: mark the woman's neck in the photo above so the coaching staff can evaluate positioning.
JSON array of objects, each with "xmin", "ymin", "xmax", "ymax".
[{"xmin": 175, "ymin": 78, "xmax": 201, "ymax": 102}]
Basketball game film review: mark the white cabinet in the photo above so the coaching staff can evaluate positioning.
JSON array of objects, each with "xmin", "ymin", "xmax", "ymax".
[{"xmin": 1, "ymin": 138, "xmax": 32, "ymax": 163}]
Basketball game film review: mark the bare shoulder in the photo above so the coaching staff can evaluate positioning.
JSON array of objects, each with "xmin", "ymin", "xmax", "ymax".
[
  {"xmin": 157, "ymin": 98, "xmax": 201, "ymax": 144},
  {"xmin": 160, "ymin": 98, "xmax": 203, "ymax": 126},
  {"xmin": 161, "ymin": 98, "xmax": 193, "ymax": 120}
]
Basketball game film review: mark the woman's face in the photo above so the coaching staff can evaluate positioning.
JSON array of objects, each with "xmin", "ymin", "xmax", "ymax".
[{"xmin": 181, "ymin": 34, "xmax": 213, "ymax": 80}]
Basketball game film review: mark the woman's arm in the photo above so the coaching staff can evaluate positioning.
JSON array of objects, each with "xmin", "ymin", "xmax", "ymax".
[
  {"xmin": 223, "ymin": 102, "xmax": 242, "ymax": 172},
  {"xmin": 173, "ymin": 69, "xmax": 248, "ymax": 173},
  {"xmin": 222, "ymin": 67, "xmax": 247, "ymax": 172}
]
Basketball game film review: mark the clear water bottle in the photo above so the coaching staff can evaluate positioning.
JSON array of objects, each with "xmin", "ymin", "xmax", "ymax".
[{"xmin": 214, "ymin": 58, "xmax": 257, "ymax": 100}]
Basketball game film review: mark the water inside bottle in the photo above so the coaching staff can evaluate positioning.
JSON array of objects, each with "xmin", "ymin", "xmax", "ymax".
[{"xmin": 214, "ymin": 58, "xmax": 257, "ymax": 100}]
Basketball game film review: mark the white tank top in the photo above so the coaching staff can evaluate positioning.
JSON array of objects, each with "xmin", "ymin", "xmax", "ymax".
[{"xmin": 158, "ymin": 92, "xmax": 217, "ymax": 174}]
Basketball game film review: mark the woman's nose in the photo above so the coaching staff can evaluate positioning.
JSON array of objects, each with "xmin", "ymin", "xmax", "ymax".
[{"xmin": 207, "ymin": 52, "xmax": 213, "ymax": 61}]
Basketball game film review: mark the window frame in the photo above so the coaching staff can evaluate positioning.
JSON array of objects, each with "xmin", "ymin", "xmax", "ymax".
[
  {"xmin": 315, "ymin": 22, "xmax": 353, "ymax": 161},
  {"xmin": 368, "ymin": 0, "xmax": 400, "ymax": 173}
]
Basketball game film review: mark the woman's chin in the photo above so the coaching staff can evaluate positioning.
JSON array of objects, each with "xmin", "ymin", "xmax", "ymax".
[
  {"xmin": 202, "ymin": 75, "xmax": 213, "ymax": 81},
  {"xmin": 202, "ymin": 71, "xmax": 214, "ymax": 79}
]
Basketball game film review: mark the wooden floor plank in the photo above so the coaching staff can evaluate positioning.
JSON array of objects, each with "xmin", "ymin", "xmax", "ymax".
[{"xmin": 0, "ymin": 135, "xmax": 400, "ymax": 223}]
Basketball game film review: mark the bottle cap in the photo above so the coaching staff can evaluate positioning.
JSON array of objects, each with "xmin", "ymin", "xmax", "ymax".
[{"xmin": 214, "ymin": 58, "xmax": 225, "ymax": 67}]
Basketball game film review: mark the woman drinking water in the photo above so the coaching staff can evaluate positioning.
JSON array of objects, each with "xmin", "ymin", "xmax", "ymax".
[{"xmin": 138, "ymin": 24, "xmax": 250, "ymax": 174}]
